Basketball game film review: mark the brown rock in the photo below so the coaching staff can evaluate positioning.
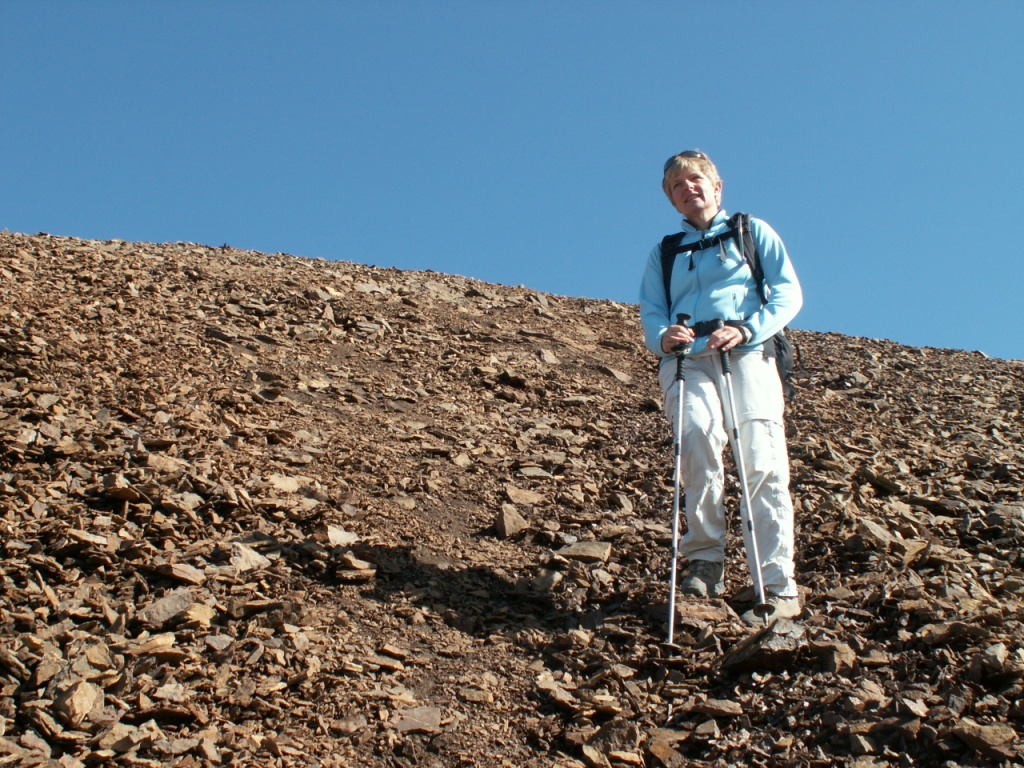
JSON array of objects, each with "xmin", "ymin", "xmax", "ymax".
[
  {"xmin": 558, "ymin": 541, "xmax": 612, "ymax": 563},
  {"xmin": 137, "ymin": 589, "xmax": 194, "ymax": 629},
  {"xmin": 719, "ymin": 619, "xmax": 809, "ymax": 671},
  {"xmin": 495, "ymin": 504, "xmax": 529, "ymax": 538},
  {"xmin": 951, "ymin": 718, "xmax": 1018, "ymax": 756},
  {"xmin": 395, "ymin": 707, "xmax": 443, "ymax": 734},
  {"xmin": 53, "ymin": 680, "xmax": 102, "ymax": 728}
]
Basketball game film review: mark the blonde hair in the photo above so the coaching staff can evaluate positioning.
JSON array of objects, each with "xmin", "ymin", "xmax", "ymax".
[{"xmin": 662, "ymin": 151, "xmax": 722, "ymax": 205}]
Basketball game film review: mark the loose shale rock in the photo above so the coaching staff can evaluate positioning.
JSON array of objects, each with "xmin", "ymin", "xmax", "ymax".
[{"xmin": 1, "ymin": 231, "xmax": 1023, "ymax": 767}]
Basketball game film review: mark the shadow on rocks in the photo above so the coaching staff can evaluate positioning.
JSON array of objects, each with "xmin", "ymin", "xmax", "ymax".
[{"xmin": 345, "ymin": 543, "xmax": 566, "ymax": 638}]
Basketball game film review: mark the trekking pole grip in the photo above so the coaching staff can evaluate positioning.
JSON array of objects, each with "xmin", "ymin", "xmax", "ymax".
[
  {"xmin": 707, "ymin": 319, "xmax": 731, "ymax": 373},
  {"xmin": 720, "ymin": 349, "xmax": 732, "ymax": 374}
]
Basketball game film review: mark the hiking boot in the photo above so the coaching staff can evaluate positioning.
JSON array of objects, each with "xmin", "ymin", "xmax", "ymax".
[
  {"xmin": 679, "ymin": 559, "xmax": 725, "ymax": 598},
  {"xmin": 741, "ymin": 593, "xmax": 802, "ymax": 626}
]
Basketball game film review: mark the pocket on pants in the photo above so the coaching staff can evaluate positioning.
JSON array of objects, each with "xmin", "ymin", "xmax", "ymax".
[{"xmin": 730, "ymin": 351, "xmax": 784, "ymax": 425}]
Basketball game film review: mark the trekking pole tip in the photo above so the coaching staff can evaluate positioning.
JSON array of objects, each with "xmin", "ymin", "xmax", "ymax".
[{"xmin": 753, "ymin": 602, "xmax": 775, "ymax": 627}]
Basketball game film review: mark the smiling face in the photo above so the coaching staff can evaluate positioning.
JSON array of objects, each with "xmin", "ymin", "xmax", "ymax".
[{"xmin": 663, "ymin": 158, "xmax": 723, "ymax": 230}]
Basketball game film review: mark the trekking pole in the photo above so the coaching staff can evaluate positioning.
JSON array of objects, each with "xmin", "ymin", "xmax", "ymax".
[
  {"xmin": 719, "ymin": 346, "xmax": 772, "ymax": 625},
  {"xmin": 666, "ymin": 313, "xmax": 691, "ymax": 647}
]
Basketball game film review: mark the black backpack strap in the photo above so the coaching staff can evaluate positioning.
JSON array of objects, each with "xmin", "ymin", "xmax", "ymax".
[
  {"xmin": 659, "ymin": 232, "xmax": 685, "ymax": 311},
  {"xmin": 731, "ymin": 212, "xmax": 799, "ymax": 398},
  {"xmin": 730, "ymin": 212, "xmax": 766, "ymax": 303}
]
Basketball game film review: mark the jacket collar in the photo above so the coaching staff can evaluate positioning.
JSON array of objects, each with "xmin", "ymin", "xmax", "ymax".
[{"xmin": 679, "ymin": 208, "xmax": 729, "ymax": 235}]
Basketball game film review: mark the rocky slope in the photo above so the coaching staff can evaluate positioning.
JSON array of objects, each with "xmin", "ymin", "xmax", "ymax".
[{"xmin": 1, "ymin": 230, "xmax": 1023, "ymax": 768}]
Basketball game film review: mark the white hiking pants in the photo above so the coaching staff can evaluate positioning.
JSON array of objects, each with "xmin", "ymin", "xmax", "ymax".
[{"xmin": 659, "ymin": 348, "xmax": 797, "ymax": 598}]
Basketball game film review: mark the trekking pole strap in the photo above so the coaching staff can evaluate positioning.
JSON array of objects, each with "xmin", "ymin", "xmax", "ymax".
[
  {"xmin": 689, "ymin": 318, "xmax": 743, "ymax": 338},
  {"xmin": 669, "ymin": 313, "xmax": 693, "ymax": 361}
]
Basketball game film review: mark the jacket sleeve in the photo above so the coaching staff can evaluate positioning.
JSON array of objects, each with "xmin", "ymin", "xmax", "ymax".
[
  {"xmin": 745, "ymin": 218, "xmax": 802, "ymax": 344},
  {"xmin": 638, "ymin": 244, "xmax": 671, "ymax": 357}
]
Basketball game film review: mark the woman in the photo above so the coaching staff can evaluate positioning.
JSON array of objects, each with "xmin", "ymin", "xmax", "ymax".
[{"xmin": 638, "ymin": 150, "xmax": 803, "ymax": 625}]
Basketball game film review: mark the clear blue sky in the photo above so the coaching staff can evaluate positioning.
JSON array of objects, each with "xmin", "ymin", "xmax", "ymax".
[{"xmin": 3, "ymin": 1, "xmax": 1023, "ymax": 360}]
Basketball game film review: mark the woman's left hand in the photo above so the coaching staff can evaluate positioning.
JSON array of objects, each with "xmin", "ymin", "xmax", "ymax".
[{"xmin": 707, "ymin": 326, "xmax": 746, "ymax": 353}]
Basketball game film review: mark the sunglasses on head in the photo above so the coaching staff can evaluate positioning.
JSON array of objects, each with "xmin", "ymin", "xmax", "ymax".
[{"xmin": 663, "ymin": 150, "xmax": 708, "ymax": 174}]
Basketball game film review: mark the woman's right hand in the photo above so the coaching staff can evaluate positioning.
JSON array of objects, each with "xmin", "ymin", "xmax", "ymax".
[{"xmin": 660, "ymin": 323, "xmax": 695, "ymax": 353}]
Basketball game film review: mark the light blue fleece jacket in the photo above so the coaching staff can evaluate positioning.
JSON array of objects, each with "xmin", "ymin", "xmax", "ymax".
[{"xmin": 638, "ymin": 209, "xmax": 802, "ymax": 359}]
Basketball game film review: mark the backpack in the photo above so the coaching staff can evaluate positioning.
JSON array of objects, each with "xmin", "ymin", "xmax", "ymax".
[{"xmin": 659, "ymin": 212, "xmax": 797, "ymax": 400}]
